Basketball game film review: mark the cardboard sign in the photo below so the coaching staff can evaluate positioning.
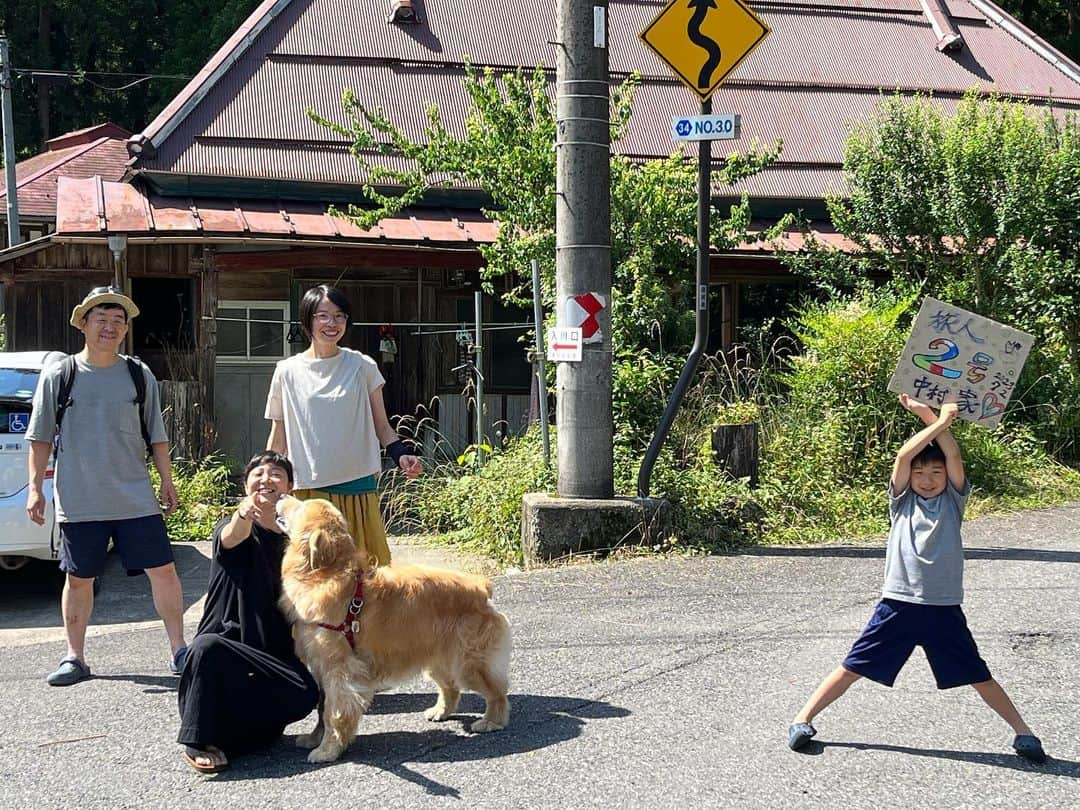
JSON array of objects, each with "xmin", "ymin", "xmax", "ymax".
[{"xmin": 888, "ymin": 297, "xmax": 1033, "ymax": 428}]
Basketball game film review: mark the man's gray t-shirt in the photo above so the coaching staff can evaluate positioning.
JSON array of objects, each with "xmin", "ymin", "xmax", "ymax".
[
  {"xmin": 26, "ymin": 356, "xmax": 168, "ymax": 522},
  {"xmin": 882, "ymin": 479, "xmax": 971, "ymax": 606}
]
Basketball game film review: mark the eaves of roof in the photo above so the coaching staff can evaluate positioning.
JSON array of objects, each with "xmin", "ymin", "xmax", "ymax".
[
  {"xmin": 53, "ymin": 176, "xmax": 500, "ymax": 248},
  {"xmin": 0, "ymin": 233, "xmax": 55, "ymax": 265}
]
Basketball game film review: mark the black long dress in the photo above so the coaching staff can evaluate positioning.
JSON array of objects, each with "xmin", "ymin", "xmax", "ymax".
[{"xmin": 177, "ymin": 517, "xmax": 318, "ymax": 756}]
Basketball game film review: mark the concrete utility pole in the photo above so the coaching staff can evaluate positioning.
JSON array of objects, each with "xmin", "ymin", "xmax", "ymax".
[
  {"xmin": 0, "ymin": 35, "xmax": 19, "ymax": 250},
  {"xmin": 555, "ymin": 0, "xmax": 612, "ymax": 498}
]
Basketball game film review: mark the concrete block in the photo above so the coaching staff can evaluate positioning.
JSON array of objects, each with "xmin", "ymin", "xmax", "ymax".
[{"xmin": 521, "ymin": 493, "xmax": 672, "ymax": 566}]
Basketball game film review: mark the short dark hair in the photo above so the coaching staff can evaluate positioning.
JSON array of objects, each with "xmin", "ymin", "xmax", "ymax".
[
  {"xmin": 85, "ymin": 302, "xmax": 129, "ymax": 321},
  {"xmin": 298, "ymin": 284, "xmax": 351, "ymax": 340},
  {"xmin": 242, "ymin": 451, "xmax": 294, "ymax": 484},
  {"xmin": 912, "ymin": 441, "xmax": 947, "ymax": 468}
]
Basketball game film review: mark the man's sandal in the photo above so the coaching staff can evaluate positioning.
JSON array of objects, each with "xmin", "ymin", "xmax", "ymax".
[
  {"xmin": 45, "ymin": 657, "xmax": 91, "ymax": 687},
  {"xmin": 183, "ymin": 745, "xmax": 229, "ymax": 774}
]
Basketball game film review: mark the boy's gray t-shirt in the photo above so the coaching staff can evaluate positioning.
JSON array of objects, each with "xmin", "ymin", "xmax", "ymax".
[
  {"xmin": 882, "ymin": 479, "xmax": 971, "ymax": 606},
  {"xmin": 26, "ymin": 356, "xmax": 168, "ymax": 522}
]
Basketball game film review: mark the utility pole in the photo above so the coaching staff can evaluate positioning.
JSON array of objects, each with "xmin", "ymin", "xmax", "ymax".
[
  {"xmin": 0, "ymin": 35, "xmax": 20, "ymax": 250},
  {"xmin": 555, "ymin": 0, "xmax": 612, "ymax": 498}
]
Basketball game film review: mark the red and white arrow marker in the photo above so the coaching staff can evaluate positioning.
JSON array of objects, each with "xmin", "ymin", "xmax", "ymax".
[{"xmin": 564, "ymin": 293, "xmax": 606, "ymax": 342}]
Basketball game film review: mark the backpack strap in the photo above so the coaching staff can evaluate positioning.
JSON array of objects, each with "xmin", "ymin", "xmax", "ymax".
[
  {"xmin": 53, "ymin": 355, "xmax": 78, "ymax": 456},
  {"xmin": 124, "ymin": 356, "xmax": 154, "ymax": 457}
]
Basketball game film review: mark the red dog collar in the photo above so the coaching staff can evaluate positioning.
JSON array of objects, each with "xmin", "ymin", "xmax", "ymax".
[{"xmin": 317, "ymin": 574, "xmax": 364, "ymax": 648}]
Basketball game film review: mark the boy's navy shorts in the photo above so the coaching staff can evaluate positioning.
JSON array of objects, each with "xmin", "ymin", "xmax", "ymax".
[
  {"xmin": 842, "ymin": 599, "xmax": 992, "ymax": 689},
  {"xmin": 59, "ymin": 515, "xmax": 174, "ymax": 579}
]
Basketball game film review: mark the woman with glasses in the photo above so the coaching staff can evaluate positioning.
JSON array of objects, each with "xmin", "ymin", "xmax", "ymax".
[{"xmin": 264, "ymin": 284, "xmax": 421, "ymax": 566}]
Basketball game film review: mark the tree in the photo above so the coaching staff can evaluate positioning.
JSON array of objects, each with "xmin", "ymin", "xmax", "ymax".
[
  {"xmin": 996, "ymin": 0, "xmax": 1079, "ymax": 65},
  {"xmin": 0, "ymin": 1, "xmax": 260, "ymax": 154},
  {"xmin": 308, "ymin": 63, "xmax": 782, "ymax": 451}
]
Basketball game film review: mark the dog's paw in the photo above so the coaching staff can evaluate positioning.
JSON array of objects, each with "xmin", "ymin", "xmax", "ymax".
[
  {"xmin": 424, "ymin": 706, "xmax": 453, "ymax": 722},
  {"xmin": 470, "ymin": 718, "xmax": 506, "ymax": 733},
  {"xmin": 307, "ymin": 745, "xmax": 343, "ymax": 764},
  {"xmin": 295, "ymin": 731, "xmax": 322, "ymax": 749}
]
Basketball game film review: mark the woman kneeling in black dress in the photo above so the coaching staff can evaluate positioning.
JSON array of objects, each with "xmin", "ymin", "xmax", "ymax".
[{"xmin": 177, "ymin": 451, "xmax": 318, "ymax": 772}]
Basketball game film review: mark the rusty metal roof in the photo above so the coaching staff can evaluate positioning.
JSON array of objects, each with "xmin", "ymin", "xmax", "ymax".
[
  {"xmin": 26, "ymin": 176, "xmax": 854, "ymax": 263},
  {"xmin": 0, "ymin": 124, "xmax": 131, "ymax": 219},
  {"xmin": 53, "ymin": 176, "xmax": 498, "ymax": 245},
  {"xmin": 133, "ymin": 0, "xmax": 1080, "ymax": 203}
]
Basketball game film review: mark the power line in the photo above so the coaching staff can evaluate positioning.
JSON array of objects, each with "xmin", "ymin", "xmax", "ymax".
[{"xmin": 12, "ymin": 68, "xmax": 192, "ymax": 92}]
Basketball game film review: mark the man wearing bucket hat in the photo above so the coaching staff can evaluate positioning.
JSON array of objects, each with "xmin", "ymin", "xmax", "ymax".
[{"xmin": 26, "ymin": 285, "xmax": 188, "ymax": 686}]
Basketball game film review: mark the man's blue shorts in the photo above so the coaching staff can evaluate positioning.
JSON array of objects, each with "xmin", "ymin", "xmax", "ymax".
[
  {"xmin": 59, "ymin": 515, "xmax": 174, "ymax": 579},
  {"xmin": 842, "ymin": 599, "xmax": 992, "ymax": 689}
]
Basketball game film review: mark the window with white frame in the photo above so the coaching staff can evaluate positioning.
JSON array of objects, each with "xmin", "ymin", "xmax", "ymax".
[{"xmin": 216, "ymin": 301, "xmax": 290, "ymax": 362}]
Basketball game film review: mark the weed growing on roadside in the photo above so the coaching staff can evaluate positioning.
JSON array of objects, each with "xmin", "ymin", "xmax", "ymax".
[{"xmin": 150, "ymin": 454, "xmax": 232, "ymax": 541}]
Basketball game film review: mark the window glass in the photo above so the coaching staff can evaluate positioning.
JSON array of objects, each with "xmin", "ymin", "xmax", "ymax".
[
  {"xmin": 249, "ymin": 308, "xmax": 284, "ymax": 358},
  {"xmin": 490, "ymin": 301, "xmax": 532, "ymax": 392},
  {"xmin": 217, "ymin": 308, "xmax": 247, "ymax": 356},
  {"xmin": 0, "ymin": 368, "xmax": 40, "ymax": 401}
]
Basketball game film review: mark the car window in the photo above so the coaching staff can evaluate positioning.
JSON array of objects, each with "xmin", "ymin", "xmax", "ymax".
[{"xmin": 0, "ymin": 368, "xmax": 40, "ymax": 401}]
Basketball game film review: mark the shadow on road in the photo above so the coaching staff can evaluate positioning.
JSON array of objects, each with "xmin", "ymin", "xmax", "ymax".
[
  {"xmin": 747, "ymin": 546, "xmax": 1080, "ymax": 563},
  {"xmin": 94, "ymin": 673, "xmax": 180, "ymax": 695},
  {"xmin": 214, "ymin": 692, "xmax": 630, "ymax": 794},
  {"xmin": 0, "ymin": 543, "xmax": 209, "ymax": 630},
  {"xmin": 798, "ymin": 740, "xmax": 1080, "ymax": 775}
]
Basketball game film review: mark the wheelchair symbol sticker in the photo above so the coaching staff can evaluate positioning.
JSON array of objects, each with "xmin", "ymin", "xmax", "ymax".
[{"xmin": 9, "ymin": 412, "xmax": 29, "ymax": 433}]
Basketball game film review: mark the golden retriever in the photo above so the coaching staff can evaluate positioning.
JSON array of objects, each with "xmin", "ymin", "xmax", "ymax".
[{"xmin": 276, "ymin": 495, "xmax": 511, "ymax": 763}]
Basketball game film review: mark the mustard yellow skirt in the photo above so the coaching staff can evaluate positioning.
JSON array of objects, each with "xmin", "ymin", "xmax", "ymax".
[{"xmin": 291, "ymin": 489, "xmax": 391, "ymax": 567}]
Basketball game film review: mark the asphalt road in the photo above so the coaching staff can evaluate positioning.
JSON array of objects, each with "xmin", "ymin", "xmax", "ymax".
[{"xmin": 1, "ymin": 506, "xmax": 1077, "ymax": 809}]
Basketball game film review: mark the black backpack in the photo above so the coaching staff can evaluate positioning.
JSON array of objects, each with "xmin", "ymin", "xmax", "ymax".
[{"xmin": 54, "ymin": 354, "xmax": 153, "ymax": 458}]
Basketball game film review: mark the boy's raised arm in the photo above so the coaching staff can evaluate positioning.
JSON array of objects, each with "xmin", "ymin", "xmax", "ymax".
[
  {"xmin": 891, "ymin": 397, "xmax": 958, "ymax": 494},
  {"xmin": 899, "ymin": 394, "xmax": 965, "ymax": 491}
]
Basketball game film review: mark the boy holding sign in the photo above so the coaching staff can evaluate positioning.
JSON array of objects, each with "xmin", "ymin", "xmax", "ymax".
[{"xmin": 786, "ymin": 394, "xmax": 1046, "ymax": 764}]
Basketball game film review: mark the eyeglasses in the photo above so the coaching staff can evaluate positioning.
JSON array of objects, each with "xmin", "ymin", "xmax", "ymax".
[{"xmin": 314, "ymin": 312, "xmax": 349, "ymax": 324}]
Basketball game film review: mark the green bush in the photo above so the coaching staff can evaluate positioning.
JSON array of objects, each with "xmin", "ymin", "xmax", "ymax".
[
  {"xmin": 150, "ymin": 454, "xmax": 232, "ymax": 542},
  {"xmin": 756, "ymin": 292, "xmax": 1080, "ymax": 544},
  {"xmin": 397, "ymin": 428, "xmax": 556, "ymax": 565}
]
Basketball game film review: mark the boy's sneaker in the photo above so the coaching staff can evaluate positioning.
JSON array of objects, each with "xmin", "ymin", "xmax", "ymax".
[
  {"xmin": 788, "ymin": 722, "xmax": 817, "ymax": 751},
  {"xmin": 1012, "ymin": 734, "xmax": 1047, "ymax": 764}
]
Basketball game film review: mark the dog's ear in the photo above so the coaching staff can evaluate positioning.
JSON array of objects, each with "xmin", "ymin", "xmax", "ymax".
[{"xmin": 307, "ymin": 529, "xmax": 334, "ymax": 571}]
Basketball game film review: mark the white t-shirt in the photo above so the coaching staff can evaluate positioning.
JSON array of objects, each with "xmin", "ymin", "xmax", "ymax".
[{"xmin": 264, "ymin": 348, "xmax": 386, "ymax": 489}]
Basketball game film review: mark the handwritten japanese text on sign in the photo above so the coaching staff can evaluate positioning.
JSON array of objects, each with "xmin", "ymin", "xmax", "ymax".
[{"xmin": 887, "ymin": 297, "xmax": 1033, "ymax": 428}]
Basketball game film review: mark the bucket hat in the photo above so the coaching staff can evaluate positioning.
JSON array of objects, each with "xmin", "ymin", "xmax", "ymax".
[{"xmin": 70, "ymin": 285, "xmax": 140, "ymax": 328}]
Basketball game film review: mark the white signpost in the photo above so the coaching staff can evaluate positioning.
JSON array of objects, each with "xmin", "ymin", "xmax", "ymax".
[
  {"xmin": 547, "ymin": 327, "xmax": 583, "ymax": 363},
  {"xmin": 671, "ymin": 113, "xmax": 738, "ymax": 141}
]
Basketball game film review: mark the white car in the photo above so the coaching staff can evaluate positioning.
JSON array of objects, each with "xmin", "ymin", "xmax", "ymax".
[{"xmin": 0, "ymin": 350, "xmax": 66, "ymax": 571}]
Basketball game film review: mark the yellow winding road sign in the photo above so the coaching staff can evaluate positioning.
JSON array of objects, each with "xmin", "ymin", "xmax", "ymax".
[{"xmin": 640, "ymin": 0, "xmax": 771, "ymax": 102}]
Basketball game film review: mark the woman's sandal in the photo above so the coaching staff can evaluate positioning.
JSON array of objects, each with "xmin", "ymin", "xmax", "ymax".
[{"xmin": 183, "ymin": 745, "xmax": 229, "ymax": 774}]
